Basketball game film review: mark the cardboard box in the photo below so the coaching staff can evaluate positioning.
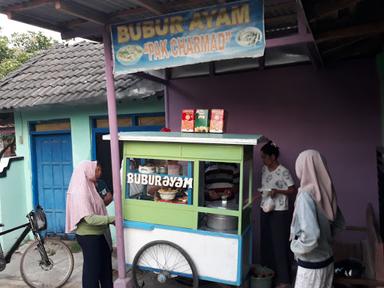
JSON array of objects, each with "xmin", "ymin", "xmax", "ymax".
[
  {"xmin": 194, "ymin": 109, "xmax": 210, "ymax": 133},
  {"xmin": 181, "ymin": 109, "xmax": 195, "ymax": 132},
  {"xmin": 209, "ymin": 109, "xmax": 225, "ymax": 133}
]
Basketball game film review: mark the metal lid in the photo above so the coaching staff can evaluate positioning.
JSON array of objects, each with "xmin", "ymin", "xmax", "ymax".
[{"xmin": 206, "ymin": 200, "xmax": 238, "ymax": 210}]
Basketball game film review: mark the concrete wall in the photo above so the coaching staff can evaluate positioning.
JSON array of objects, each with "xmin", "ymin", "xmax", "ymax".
[
  {"xmin": 0, "ymin": 158, "xmax": 26, "ymax": 250},
  {"xmin": 13, "ymin": 97, "xmax": 164, "ymax": 218},
  {"xmin": 378, "ymin": 53, "xmax": 384, "ymax": 145},
  {"xmin": 167, "ymin": 58, "xmax": 381, "ymax": 228}
]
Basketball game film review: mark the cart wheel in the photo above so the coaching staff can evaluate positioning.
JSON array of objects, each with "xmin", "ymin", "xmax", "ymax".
[{"xmin": 132, "ymin": 240, "xmax": 198, "ymax": 288}]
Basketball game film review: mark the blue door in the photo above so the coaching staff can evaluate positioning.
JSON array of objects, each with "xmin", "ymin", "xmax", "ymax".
[{"xmin": 33, "ymin": 134, "xmax": 73, "ymax": 235}]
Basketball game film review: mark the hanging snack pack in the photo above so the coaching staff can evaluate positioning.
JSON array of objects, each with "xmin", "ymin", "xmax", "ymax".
[
  {"xmin": 210, "ymin": 109, "xmax": 225, "ymax": 133},
  {"xmin": 194, "ymin": 109, "xmax": 210, "ymax": 132},
  {"xmin": 181, "ymin": 109, "xmax": 195, "ymax": 132}
]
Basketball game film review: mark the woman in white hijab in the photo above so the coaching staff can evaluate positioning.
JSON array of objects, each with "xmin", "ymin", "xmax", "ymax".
[{"xmin": 291, "ymin": 150, "xmax": 344, "ymax": 288}]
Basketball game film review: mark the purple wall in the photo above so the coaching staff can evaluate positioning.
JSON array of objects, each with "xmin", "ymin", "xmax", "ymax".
[{"xmin": 168, "ymin": 59, "xmax": 381, "ymax": 227}]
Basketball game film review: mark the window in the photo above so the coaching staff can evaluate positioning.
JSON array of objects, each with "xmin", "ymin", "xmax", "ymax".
[
  {"xmin": 125, "ymin": 158, "xmax": 193, "ymax": 205},
  {"xmin": 0, "ymin": 113, "xmax": 15, "ymax": 158},
  {"xmin": 31, "ymin": 120, "xmax": 71, "ymax": 132},
  {"xmin": 199, "ymin": 161, "xmax": 240, "ymax": 211},
  {"xmin": 95, "ymin": 117, "xmax": 132, "ymax": 128},
  {"xmin": 138, "ymin": 115, "xmax": 165, "ymax": 126}
]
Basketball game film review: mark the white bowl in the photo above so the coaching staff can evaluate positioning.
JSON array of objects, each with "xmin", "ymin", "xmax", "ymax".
[
  {"xmin": 139, "ymin": 165, "xmax": 155, "ymax": 174},
  {"xmin": 158, "ymin": 191, "xmax": 177, "ymax": 200},
  {"xmin": 116, "ymin": 45, "xmax": 144, "ymax": 65}
]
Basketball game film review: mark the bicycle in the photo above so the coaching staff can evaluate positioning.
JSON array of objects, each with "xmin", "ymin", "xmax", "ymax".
[{"xmin": 0, "ymin": 205, "xmax": 74, "ymax": 287}]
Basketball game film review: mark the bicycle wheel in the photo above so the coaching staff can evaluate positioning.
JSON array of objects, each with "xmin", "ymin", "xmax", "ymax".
[
  {"xmin": 20, "ymin": 239, "xmax": 74, "ymax": 288},
  {"xmin": 132, "ymin": 240, "xmax": 198, "ymax": 288}
]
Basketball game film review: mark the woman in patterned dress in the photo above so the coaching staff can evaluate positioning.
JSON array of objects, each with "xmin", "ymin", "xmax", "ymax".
[{"xmin": 260, "ymin": 141, "xmax": 296, "ymax": 288}]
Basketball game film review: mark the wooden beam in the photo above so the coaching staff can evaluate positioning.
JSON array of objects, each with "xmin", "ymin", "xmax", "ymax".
[
  {"xmin": 169, "ymin": 0, "xmax": 223, "ymax": 10},
  {"xmin": 164, "ymin": 68, "xmax": 171, "ymax": 80},
  {"xmin": 126, "ymin": 0, "xmax": 165, "ymax": 16},
  {"xmin": 110, "ymin": 0, "xmax": 221, "ymax": 23},
  {"xmin": 322, "ymin": 37, "xmax": 367, "ymax": 56},
  {"xmin": 61, "ymin": 26, "xmax": 104, "ymax": 40},
  {"xmin": 55, "ymin": 0, "xmax": 107, "ymax": 25},
  {"xmin": 135, "ymin": 72, "xmax": 168, "ymax": 85},
  {"xmin": 266, "ymin": 33, "xmax": 313, "ymax": 48},
  {"xmin": 265, "ymin": 14, "xmax": 297, "ymax": 27},
  {"xmin": 209, "ymin": 62, "xmax": 215, "ymax": 77},
  {"xmin": 258, "ymin": 56, "xmax": 265, "ymax": 70},
  {"xmin": 62, "ymin": 18, "xmax": 88, "ymax": 29},
  {"xmin": 7, "ymin": 11, "xmax": 67, "ymax": 33},
  {"xmin": 265, "ymin": 1, "xmax": 296, "ymax": 12},
  {"xmin": 109, "ymin": 7, "xmax": 150, "ymax": 22},
  {"xmin": 317, "ymin": 21, "xmax": 384, "ymax": 43},
  {"xmin": 265, "ymin": 0, "xmax": 295, "ymax": 6},
  {"xmin": 297, "ymin": 0, "xmax": 323, "ymax": 68},
  {"xmin": 305, "ymin": 43, "xmax": 324, "ymax": 68},
  {"xmin": 3, "ymin": 0, "xmax": 52, "ymax": 13},
  {"xmin": 108, "ymin": 0, "xmax": 240, "ymax": 24},
  {"xmin": 311, "ymin": 0, "xmax": 362, "ymax": 22}
]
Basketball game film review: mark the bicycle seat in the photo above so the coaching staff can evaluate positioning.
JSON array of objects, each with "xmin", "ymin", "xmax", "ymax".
[{"xmin": 0, "ymin": 224, "xmax": 3, "ymax": 227}]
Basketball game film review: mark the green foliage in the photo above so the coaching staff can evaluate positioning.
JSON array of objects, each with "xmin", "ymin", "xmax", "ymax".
[
  {"xmin": 11, "ymin": 31, "xmax": 56, "ymax": 54},
  {"xmin": 0, "ymin": 30, "xmax": 57, "ymax": 79},
  {"xmin": 0, "ymin": 36, "xmax": 13, "ymax": 60}
]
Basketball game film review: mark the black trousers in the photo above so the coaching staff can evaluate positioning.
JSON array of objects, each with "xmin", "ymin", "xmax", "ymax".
[
  {"xmin": 260, "ymin": 210, "xmax": 292, "ymax": 284},
  {"xmin": 76, "ymin": 234, "xmax": 113, "ymax": 288}
]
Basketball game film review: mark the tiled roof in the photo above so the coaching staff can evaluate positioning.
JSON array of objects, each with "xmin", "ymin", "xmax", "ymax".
[{"xmin": 0, "ymin": 41, "xmax": 163, "ymax": 110}]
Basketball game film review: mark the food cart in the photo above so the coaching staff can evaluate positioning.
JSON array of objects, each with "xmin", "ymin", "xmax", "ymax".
[{"xmin": 114, "ymin": 131, "xmax": 266, "ymax": 287}]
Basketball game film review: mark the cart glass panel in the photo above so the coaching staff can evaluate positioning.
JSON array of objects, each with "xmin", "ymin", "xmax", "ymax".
[
  {"xmin": 125, "ymin": 158, "xmax": 193, "ymax": 205},
  {"xmin": 198, "ymin": 161, "xmax": 240, "ymax": 211}
]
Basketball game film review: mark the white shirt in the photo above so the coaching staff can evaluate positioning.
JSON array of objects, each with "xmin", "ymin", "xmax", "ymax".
[{"xmin": 261, "ymin": 164, "xmax": 294, "ymax": 211}]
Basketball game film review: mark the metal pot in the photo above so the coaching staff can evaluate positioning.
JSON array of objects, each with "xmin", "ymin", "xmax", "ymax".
[
  {"xmin": 206, "ymin": 200, "xmax": 238, "ymax": 210},
  {"xmin": 206, "ymin": 214, "xmax": 238, "ymax": 232}
]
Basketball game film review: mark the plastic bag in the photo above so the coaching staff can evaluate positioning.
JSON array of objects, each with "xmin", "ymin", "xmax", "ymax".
[
  {"xmin": 262, "ymin": 197, "xmax": 275, "ymax": 213},
  {"xmin": 31, "ymin": 206, "xmax": 47, "ymax": 231}
]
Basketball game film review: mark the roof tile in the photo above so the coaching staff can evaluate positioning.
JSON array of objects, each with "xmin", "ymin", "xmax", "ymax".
[{"xmin": 0, "ymin": 42, "xmax": 163, "ymax": 109}]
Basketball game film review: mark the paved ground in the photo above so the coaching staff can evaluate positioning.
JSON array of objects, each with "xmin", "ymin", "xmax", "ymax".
[
  {"xmin": 0, "ymin": 240, "xmax": 239, "ymax": 287},
  {"xmin": 0, "ymin": 241, "xmax": 83, "ymax": 287}
]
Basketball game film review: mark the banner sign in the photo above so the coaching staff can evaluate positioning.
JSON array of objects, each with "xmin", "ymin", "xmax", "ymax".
[
  {"xmin": 127, "ymin": 173, "xmax": 193, "ymax": 189},
  {"xmin": 111, "ymin": 0, "xmax": 265, "ymax": 75}
]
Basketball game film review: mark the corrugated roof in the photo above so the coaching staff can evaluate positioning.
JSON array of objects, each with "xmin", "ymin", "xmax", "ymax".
[
  {"xmin": 0, "ymin": 41, "xmax": 164, "ymax": 110},
  {"xmin": 74, "ymin": 0, "xmax": 139, "ymax": 14},
  {"xmin": 0, "ymin": 0, "xmax": 299, "ymax": 41},
  {"xmin": 2, "ymin": 0, "xmax": 381, "ymax": 64}
]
